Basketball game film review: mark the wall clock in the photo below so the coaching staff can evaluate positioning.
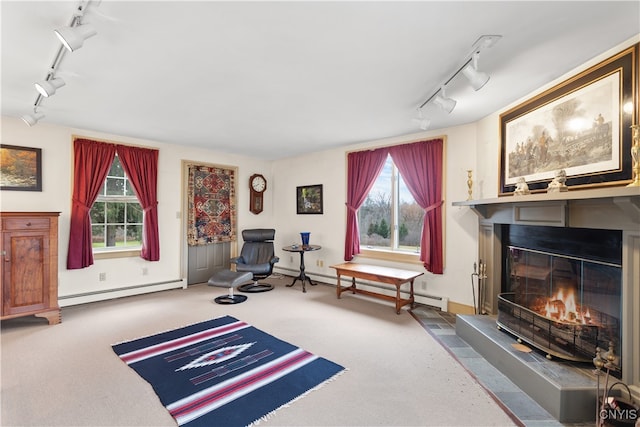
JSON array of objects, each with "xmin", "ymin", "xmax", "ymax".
[{"xmin": 249, "ymin": 174, "xmax": 267, "ymax": 214}]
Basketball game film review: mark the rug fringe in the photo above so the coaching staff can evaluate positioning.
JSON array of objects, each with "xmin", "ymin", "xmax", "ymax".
[{"xmin": 247, "ymin": 368, "xmax": 348, "ymax": 427}]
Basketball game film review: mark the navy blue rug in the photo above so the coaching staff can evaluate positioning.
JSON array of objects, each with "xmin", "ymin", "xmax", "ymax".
[{"xmin": 112, "ymin": 316, "xmax": 345, "ymax": 427}]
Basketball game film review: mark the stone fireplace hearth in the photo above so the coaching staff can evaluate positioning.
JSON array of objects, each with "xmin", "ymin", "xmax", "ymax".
[{"xmin": 453, "ymin": 186, "xmax": 639, "ymax": 422}]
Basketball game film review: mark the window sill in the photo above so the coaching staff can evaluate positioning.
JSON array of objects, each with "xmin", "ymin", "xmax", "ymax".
[
  {"xmin": 93, "ymin": 248, "xmax": 141, "ymax": 260},
  {"xmin": 357, "ymin": 248, "xmax": 422, "ymax": 264}
]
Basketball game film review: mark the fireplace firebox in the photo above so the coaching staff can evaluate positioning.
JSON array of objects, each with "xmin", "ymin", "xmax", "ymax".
[
  {"xmin": 452, "ymin": 187, "xmax": 640, "ymax": 418},
  {"xmin": 498, "ymin": 225, "xmax": 622, "ymax": 374}
]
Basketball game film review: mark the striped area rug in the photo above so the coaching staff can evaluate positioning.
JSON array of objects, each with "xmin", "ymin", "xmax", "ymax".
[{"xmin": 112, "ymin": 316, "xmax": 345, "ymax": 427}]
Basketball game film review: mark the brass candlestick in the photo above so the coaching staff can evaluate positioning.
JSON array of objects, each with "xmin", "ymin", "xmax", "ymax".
[
  {"xmin": 466, "ymin": 170, "xmax": 473, "ymax": 200},
  {"xmin": 627, "ymin": 124, "xmax": 640, "ymax": 187}
]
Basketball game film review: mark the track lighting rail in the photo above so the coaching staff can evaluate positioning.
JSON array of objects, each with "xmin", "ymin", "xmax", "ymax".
[
  {"xmin": 415, "ymin": 35, "xmax": 501, "ymax": 126},
  {"xmin": 419, "ymin": 56, "xmax": 475, "ymax": 109},
  {"xmin": 22, "ymin": 0, "xmax": 96, "ymax": 126}
]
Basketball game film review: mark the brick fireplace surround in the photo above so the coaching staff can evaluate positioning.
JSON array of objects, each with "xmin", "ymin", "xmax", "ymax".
[{"xmin": 453, "ymin": 186, "xmax": 639, "ymax": 422}]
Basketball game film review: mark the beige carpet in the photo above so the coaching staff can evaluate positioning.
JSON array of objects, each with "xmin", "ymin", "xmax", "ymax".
[{"xmin": 1, "ymin": 276, "xmax": 516, "ymax": 427}]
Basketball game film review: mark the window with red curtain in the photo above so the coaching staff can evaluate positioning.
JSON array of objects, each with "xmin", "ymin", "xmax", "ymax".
[
  {"xmin": 388, "ymin": 139, "xmax": 444, "ymax": 274},
  {"xmin": 344, "ymin": 139, "xmax": 444, "ymax": 274},
  {"xmin": 343, "ymin": 148, "xmax": 388, "ymax": 261},
  {"xmin": 67, "ymin": 138, "xmax": 159, "ymax": 269},
  {"xmin": 116, "ymin": 144, "xmax": 160, "ymax": 261}
]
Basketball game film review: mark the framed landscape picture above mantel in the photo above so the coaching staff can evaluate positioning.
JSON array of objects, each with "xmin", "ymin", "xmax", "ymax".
[
  {"xmin": 0, "ymin": 144, "xmax": 42, "ymax": 191},
  {"xmin": 498, "ymin": 43, "xmax": 638, "ymax": 196},
  {"xmin": 296, "ymin": 184, "xmax": 323, "ymax": 214}
]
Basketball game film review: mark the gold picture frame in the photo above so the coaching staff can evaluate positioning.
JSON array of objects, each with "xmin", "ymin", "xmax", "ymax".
[{"xmin": 499, "ymin": 43, "xmax": 638, "ymax": 196}]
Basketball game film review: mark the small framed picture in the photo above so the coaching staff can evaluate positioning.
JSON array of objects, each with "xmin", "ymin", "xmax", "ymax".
[
  {"xmin": 296, "ymin": 184, "xmax": 323, "ymax": 214},
  {"xmin": 0, "ymin": 144, "xmax": 42, "ymax": 191}
]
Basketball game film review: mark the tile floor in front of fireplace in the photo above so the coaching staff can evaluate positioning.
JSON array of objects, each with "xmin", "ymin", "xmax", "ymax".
[{"xmin": 410, "ymin": 304, "xmax": 594, "ymax": 427}]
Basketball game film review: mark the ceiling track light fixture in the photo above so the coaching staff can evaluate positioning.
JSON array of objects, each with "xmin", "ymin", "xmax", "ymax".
[
  {"xmin": 462, "ymin": 52, "xmax": 490, "ymax": 91},
  {"xmin": 21, "ymin": 110, "xmax": 45, "ymax": 127},
  {"xmin": 21, "ymin": 0, "xmax": 97, "ymax": 126},
  {"xmin": 414, "ymin": 34, "xmax": 501, "ymax": 128},
  {"xmin": 35, "ymin": 76, "xmax": 66, "ymax": 97},
  {"xmin": 55, "ymin": 23, "xmax": 97, "ymax": 52},
  {"xmin": 433, "ymin": 86, "xmax": 457, "ymax": 114},
  {"xmin": 412, "ymin": 108, "xmax": 431, "ymax": 130}
]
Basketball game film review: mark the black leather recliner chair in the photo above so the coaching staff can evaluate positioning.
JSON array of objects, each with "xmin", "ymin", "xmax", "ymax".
[{"xmin": 232, "ymin": 229, "xmax": 279, "ymax": 292}]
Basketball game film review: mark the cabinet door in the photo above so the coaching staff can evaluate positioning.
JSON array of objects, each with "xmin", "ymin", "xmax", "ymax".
[{"xmin": 2, "ymin": 230, "xmax": 50, "ymax": 316}]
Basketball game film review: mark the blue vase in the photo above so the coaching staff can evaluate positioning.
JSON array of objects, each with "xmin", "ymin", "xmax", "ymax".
[{"xmin": 300, "ymin": 232, "xmax": 310, "ymax": 246}]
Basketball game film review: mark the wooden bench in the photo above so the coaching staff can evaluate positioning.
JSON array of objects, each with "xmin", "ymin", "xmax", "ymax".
[{"xmin": 330, "ymin": 262, "xmax": 423, "ymax": 314}]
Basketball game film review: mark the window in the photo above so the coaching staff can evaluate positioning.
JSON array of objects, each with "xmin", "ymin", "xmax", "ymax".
[
  {"xmin": 358, "ymin": 154, "xmax": 422, "ymax": 254},
  {"xmin": 90, "ymin": 155, "xmax": 142, "ymax": 251},
  {"xmin": 344, "ymin": 139, "xmax": 443, "ymax": 273},
  {"xmin": 68, "ymin": 138, "xmax": 159, "ymax": 269}
]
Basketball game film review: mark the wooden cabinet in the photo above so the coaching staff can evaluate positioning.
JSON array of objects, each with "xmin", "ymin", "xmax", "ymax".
[{"xmin": 1, "ymin": 212, "xmax": 61, "ymax": 324}]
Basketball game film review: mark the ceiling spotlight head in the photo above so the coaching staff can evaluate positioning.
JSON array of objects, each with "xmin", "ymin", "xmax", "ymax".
[
  {"xmin": 54, "ymin": 23, "xmax": 97, "ymax": 52},
  {"xmin": 21, "ymin": 111, "xmax": 45, "ymax": 127},
  {"xmin": 433, "ymin": 94, "xmax": 456, "ymax": 114},
  {"xmin": 462, "ymin": 64, "xmax": 490, "ymax": 91},
  {"xmin": 462, "ymin": 53, "xmax": 490, "ymax": 91},
  {"xmin": 418, "ymin": 118, "xmax": 430, "ymax": 130},
  {"xmin": 35, "ymin": 77, "xmax": 65, "ymax": 97},
  {"xmin": 412, "ymin": 109, "xmax": 431, "ymax": 130}
]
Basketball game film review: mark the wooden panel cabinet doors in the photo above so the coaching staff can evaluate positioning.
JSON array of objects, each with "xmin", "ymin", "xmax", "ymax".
[{"xmin": 1, "ymin": 212, "xmax": 61, "ymax": 325}]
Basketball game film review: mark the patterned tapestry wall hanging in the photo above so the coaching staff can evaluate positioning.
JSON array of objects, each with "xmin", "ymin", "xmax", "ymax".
[{"xmin": 187, "ymin": 164, "xmax": 236, "ymax": 245}]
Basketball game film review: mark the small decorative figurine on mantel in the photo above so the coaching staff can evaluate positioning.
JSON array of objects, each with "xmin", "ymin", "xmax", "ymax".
[
  {"xmin": 547, "ymin": 169, "xmax": 568, "ymax": 193},
  {"xmin": 513, "ymin": 177, "xmax": 530, "ymax": 196}
]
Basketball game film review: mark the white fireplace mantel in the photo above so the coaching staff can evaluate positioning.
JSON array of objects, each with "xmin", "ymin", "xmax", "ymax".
[{"xmin": 453, "ymin": 185, "xmax": 640, "ymax": 395}]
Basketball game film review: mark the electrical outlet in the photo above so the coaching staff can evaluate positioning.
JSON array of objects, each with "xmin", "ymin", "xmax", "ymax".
[
  {"xmin": 99, "ymin": 272, "xmax": 106, "ymax": 281},
  {"xmin": 142, "ymin": 267, "xmax": 148, "ymax": 276}
]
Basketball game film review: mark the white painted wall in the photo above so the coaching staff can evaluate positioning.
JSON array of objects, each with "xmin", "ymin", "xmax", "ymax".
[
  {"xmin": 271, "ymin": 124, "xmax": 481, "ymax": 308},
  {"xmin": 2, "ymin": 34, "xmax": 636, "ymax": 310},
  {"xmin": 0, "ymin": 117, "xmax": 273, "ymax": 304}
]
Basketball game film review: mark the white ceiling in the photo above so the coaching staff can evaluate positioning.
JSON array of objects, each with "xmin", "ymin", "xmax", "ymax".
[{"xmin": 2, "ymin": 1, "xmax": 639, "ymax": 160}]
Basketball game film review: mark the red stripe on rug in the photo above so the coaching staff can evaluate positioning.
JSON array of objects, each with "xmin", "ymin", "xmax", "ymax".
[
  {"xmin": 169, "ymin": 349, "xmax": 315, "ymax": 421},
  {"xmin": 120, "ymin": 321, "xmax": 249, "ymax": 364}
]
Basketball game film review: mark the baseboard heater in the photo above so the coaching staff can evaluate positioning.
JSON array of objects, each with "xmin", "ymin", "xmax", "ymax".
[
  {"xmin": 274, "ymin": 267, "xmax": 448, "ymax": 312},
  {"xmin": 59, "ymin": 279, "xmax": 187, "ymax": 307}
]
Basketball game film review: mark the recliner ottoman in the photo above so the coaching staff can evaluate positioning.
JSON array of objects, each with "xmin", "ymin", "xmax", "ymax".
[{"xmin": 207, "ymin": 270, "xmax": 253, "ymax": 304}]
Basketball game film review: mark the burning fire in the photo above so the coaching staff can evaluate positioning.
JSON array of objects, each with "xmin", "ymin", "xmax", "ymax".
[{"xmin": 542, "ymin": 288, "xmax": 593, "ymax": 324}]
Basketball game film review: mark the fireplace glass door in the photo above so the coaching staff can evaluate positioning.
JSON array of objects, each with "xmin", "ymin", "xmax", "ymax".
[{"xmin": 499, "ymin": 246, "xmax": 621, "ymax": 369}]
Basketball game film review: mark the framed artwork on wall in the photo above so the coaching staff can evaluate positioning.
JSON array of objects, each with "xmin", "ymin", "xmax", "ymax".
[
  {"xmin": 498, "ymin": 43, "xmax": 638, "ymax": 196},
  {"xmin": 0, "ymin": 144, "xmax": 42, "ymax": 191},
  {"xmin": 296, "ymin": 184, "xmax": 323, "ymax": 214}
]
